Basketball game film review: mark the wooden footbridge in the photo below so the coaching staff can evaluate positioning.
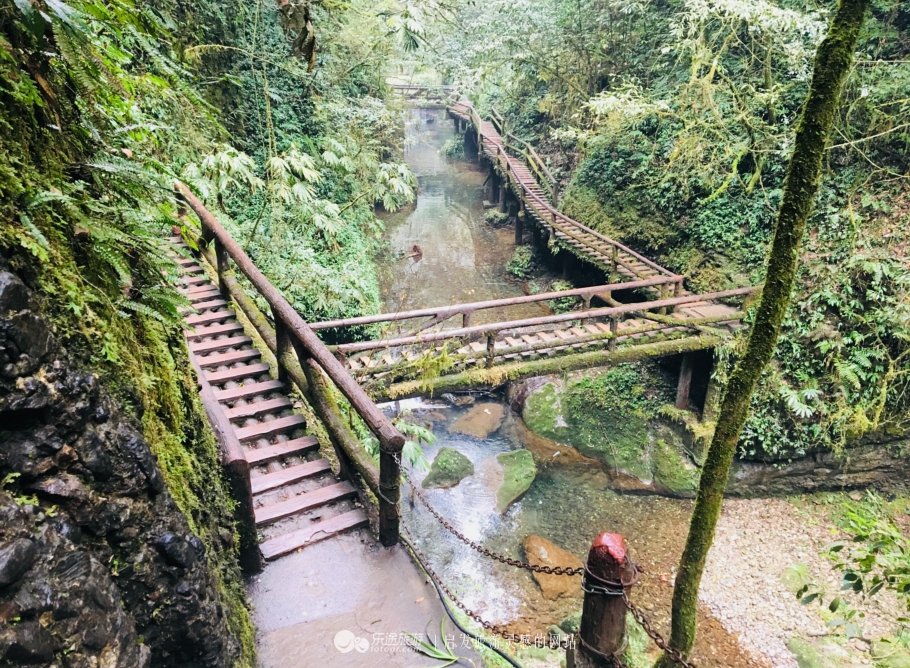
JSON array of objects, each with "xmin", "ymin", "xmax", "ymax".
[{"xmin": 171, "ymin": 101, "xmax": 759, "ymax": 566}]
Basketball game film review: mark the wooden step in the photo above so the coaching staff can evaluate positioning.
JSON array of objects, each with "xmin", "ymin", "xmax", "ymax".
[
  {"xmin": 186, "ymin": 321, "xmax": 245, "ymax": 340},
  {"xmin": 188, "ymin": 298, "xmax": 228, "ymax": 312},
  {"xmin": 224, "ymin": 397, "xmax": 293, "ymax": 421},
  {"xmin": 259, "ymin": 509, "xmax": 368, "ymax": 560},
  {"xmin": 196, "ymin": 348, "xmax": 261, "ymax": 369},
  {"xmin": 180, "ymin": 274, "xmax": 209, "ymax": 286},
  {"xmin": 188, "ymin": 289, "xmax": 222, "ymax": 303},
  {"xmin": 254, "ymin": 481, "xmax": 358, "ymax": 525},
  {"xmin": 180, "ymin": 264, "xmax": 204, "ymax": 275},
  {"xmin": 189, "ymin": 335, "xmax": 253, "ymax": 354},
  {"xmin": 205, "ymin": 362, "xmax": 271, "ymax": 385},
  {"xmin": 214, "ymin": 379, "xmax": 285, "ymax": 403},
  {"xmin": 251, "ymin": 459, "xmax": 332, "ymax": 495},
  {"xmin": 235, "ymin": 414, "xmax": 306, "ymax": 442},
  {"xmin": 245, "ymin": 436, "xmax": 318, "ymax": 465},
  {"xmin": 183, "ymin": 283, "xmax": 220, "ymax": 296},
  {"xmin": 185, "ymin": 309, "xmax": 235, "ymax": 326}
]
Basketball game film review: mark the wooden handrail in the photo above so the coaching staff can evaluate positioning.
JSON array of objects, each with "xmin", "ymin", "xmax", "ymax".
[
  {"xmin": 311, "ymin": 275, "xmax": 680, "ymax": 331},
  {"xmin": 176, "ymin": 181, "xmax": 406, "ymax": 546},
  {"xmin": 330, "ymin": 286, "xmax": 760, "ymax": 354},
  {"xmin": 452, "ymin": 100, "xmax": 674, "ymax": 278}
]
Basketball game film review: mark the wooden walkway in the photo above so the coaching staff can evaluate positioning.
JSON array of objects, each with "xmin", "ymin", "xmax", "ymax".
[
  {"xmin": 449, "ymin": 101, "xmax": 682, "ymax": 290},
  {"xmin": 171, "ymin": 236, "xmax": 368, "ymax": 561}
]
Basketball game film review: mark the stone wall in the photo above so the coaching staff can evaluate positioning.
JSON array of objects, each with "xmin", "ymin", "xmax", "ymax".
[{"xmin": 0, "ymin": 269, "xmax": 240, "ymax": 667}]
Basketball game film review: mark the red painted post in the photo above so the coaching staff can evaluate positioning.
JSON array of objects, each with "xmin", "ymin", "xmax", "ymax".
[{"xmin": 576, "ymin": 533, "xmax": 639, "ymax": 668}]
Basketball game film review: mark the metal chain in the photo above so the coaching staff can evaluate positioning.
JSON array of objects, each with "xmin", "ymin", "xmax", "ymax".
[
  {"xmin": 400, "ymin": 465, "xmax": 584, "ymax": 576},
  {"xmin": 401, "ymin": 523, "xmax": 577, "ymax": 651},
  {"xmin": 396, "ymin": 458, "xmax": 694, "ymax": 667},
  {"xmin": 623, "ymin": 593, "xmax": 697, "ymax": 668}
]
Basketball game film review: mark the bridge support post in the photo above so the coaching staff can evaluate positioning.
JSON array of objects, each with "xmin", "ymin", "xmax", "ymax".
[
  {"xmin": 498, "ymin": 183, "xmax": 507, "ymax": 213},
  {"xmin": 676, "ymin": 352, "xmax": 694, "ymax": 410},
  {"xmin": 509, "ymin": 199, "xmax": 522, "ymax": 244},
  {"xmin": 491, "ymin": 170, "xmax": 500, "ymax": 204},
  {"xmin": 608, "ymin": 317, "xmax": 618, "ymax": 351},
  {"xmin": 575, "ymin": 533, "xmax": 638, "ymax": 668}
]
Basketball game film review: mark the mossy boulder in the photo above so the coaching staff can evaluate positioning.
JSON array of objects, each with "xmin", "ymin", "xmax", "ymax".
[
  {"xmin": 519, "ymin": 375, "xmax": 699, "ymax": 494},
  {"xmin": 559, "ymin": 611, "xmax": 582, "ymax": 634},
  {"xmin": 422, "ymin": 448, "xmax": 475, "ymax": 489},
  {"xmin": 871, "ymin": 640, "xmax": 910, "ymax": 668},
  {"xmin": 496, "ymin": 450, "xmax": 536, "ymax": 512},
  {"xmin": 780, "ymin": 563, "xmax": 814, "ymax": 595},
  {"xmin": 786, "ymin": 636, "xmax": 854, "ymax": 668}
]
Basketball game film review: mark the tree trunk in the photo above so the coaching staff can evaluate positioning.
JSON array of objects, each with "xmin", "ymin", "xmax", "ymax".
[{"xmin": 655, "ymin": 0, "xmax": 869, "ymax": 664}]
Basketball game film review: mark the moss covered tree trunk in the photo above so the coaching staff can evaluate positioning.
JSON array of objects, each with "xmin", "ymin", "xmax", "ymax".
[{"xmin": 655, "ymin": 0, "xmax": 869, "ymax": 664}]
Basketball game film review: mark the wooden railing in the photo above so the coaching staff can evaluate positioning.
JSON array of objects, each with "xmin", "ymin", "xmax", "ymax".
[
  {"xmin": 322, "ymin": 286, "xmax": 757, "ymax": 356},
  {"xmin": 455, "ymin": 101, "xmax": 677, "ymax": 281},
  {"xmin": 312, "ymin": 275, "xmax": 681, "ymax": 334},
  {"xmin": 489, "ymin": 106, "xmax": 559, "ymax": 201},
  {"xmin": 176, "ymin": 182, "xmax": 406, "ymax": 547}
]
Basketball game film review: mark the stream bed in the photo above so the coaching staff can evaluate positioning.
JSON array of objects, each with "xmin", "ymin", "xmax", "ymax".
[{"xmin": 374, "ymin": 107, "xmax": 763, "ymax": 667}]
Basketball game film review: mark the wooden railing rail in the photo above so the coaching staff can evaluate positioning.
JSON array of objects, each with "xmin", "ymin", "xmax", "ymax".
[
  {"xmin": 328, "ymin": 286, "xmax": 759, "ymax": 355},
  {"xmin": 176, "ymin": 181, "xmax": 406, "ymax": 547},
  {"xmin": 311, "ymin": 275, "xmax": 680, "ymax": 333}
]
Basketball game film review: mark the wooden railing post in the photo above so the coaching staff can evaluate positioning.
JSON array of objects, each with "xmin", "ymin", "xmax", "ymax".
[
  {"xmin": 659, "ymin": 282, "xmax": 669, "ymax": 315},
  {"xmin": 609, "ymin": 316, "xmax": 618, "ymax": 351},
  {"xmin": 485, "ymin": 334, "xmax": 495, "ymax": 368},
  {"xmin": 273, "ymin": 308, "xmax": 291, "ymax": 384},
  {"xmin": 215, "ymin": 237, "xmax": 230, "ymax": 297},
  {"xmin": 378, "ymin": 440, "xmax": 401, "ymax": 547},
  {"xmin": 576, "ymin": 533, "xmax": 638, "ymax": 668}
]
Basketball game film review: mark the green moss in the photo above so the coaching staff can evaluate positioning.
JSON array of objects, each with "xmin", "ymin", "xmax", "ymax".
[
  {"xmin": 422, "ymin": 448, "xmax": 475, "ymax": 488},
  {"xmin": 871, "ymin": 640, "xmax": 910, "ymax": 668},
  {"xmin": 652, "ymin": 438, "xmax": 699, "ymax": 495},
  {"xmin": 522, "ymin": 382, "xmax": 569, "ymax": 442},
  {"xmin": 780, "ymin": 563, "xmax": 814, "ymax": 595},
  {"xmin": 496, "ymin": 450, "xmax": 537, "ymax": 512}
]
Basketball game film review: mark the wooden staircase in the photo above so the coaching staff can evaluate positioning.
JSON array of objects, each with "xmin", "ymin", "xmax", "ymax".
[{"xmin": 171, "ymin": 240, "xmax": 369, "ymax": 561}]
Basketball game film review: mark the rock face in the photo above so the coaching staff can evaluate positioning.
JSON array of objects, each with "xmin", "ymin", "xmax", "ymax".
[
  {"xmin": 422, "ymin": 448, "xmax": 475, "ymax": 489},
  {"xmin": 728, "ymin": 441, "xmax": 910, "ymax": 496},
  {"xmin": 496, "ymin": 450, "xmax": 536, "ymax": 512},
  {"xmin": 0, "ymin": 270, "xmax": 240, "ymax": 667},
  {"xmin": 522, "ymin": 535, "xmax": 583, "ymax": 599},
  {"xmin": 448, "ymin": 403, "xmax": 506, "ymax": 439}
]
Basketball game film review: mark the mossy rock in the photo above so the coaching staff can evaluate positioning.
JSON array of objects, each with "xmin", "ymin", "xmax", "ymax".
[
  {"xmin": 787, "ymin": 636, "xmax": 854, "ymax": 668},
  {"xmin": 496, "ymin": 450, "xmax": 536, "ymax": 512},
  {"xmin": 559, "ymin": 611, "xmax": 582, "ymax": 634},
  {"xmin": 522, "ymin": 382, "xmax": 570, "ymax": 443},
  {"xmin": 652, "ymin": 437, "xmax": 699, "ymax": 495},
  {"xmin": 422, "ymin": 448, "xmax": 474, "ymax": 489},
  {"xmin": 871, "ymin": 640, "xmax": 910, "ymax": 668}
]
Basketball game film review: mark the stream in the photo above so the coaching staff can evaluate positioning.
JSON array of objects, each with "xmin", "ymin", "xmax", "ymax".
[{"xmin": 374, "ymin": 107, "xmax": 751, "ymax": 666}]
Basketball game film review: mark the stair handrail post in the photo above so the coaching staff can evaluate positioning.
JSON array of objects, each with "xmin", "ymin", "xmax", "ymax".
[{"xmin": 575, "ymin": 533, "xmax": 638, "ymax": 667}]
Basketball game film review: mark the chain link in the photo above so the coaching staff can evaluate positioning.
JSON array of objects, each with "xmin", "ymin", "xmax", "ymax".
[
  {"xmin": 623, "ymin": 593, "xmax": 697, "ymax": 668},
  {"xmin": 401, "ymin": 523, "xmax": 577, "ymax": 651},
  {"xmin": 396, "ymin": 458, "xmax": 695, "ymax": 667},
  {"xmin": 400, "ymin": 465, "xmax": 585, "ymax": 576}
]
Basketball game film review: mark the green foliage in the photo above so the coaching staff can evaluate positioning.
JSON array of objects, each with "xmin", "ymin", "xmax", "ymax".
[
  {"xmin": 570, "ymin": 363, "xmax": 670, "ymax": 421},
  {"xmin": 827, "ymin": 492, "xmax": 910, "ymax": 619},
  {"xmin": 441, "ymin": 137, "xmax": 464, "ymax": 159},
  {"xmin": 506, "ymin": 245, "xmax": 534, "ymax": 278}
]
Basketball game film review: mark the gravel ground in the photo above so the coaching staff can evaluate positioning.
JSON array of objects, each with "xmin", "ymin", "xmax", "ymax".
[{"xmin": 700, "ymin": 497, "xmax": 905, "ymax": 667}]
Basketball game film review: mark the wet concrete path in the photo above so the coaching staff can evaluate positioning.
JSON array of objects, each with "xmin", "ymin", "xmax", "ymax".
[{"xmin": 252, "ymin": 528, "xmax": 482, "ymax": 667}]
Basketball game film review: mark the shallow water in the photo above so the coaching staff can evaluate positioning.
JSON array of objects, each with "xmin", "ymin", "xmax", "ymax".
[
  {"xmin": 377, "ymin": 107, "xmax": 548, "ymax": 328},
  {"xmin": 374, "ymin": 108, "xmax": 750, "ymax": 666}
]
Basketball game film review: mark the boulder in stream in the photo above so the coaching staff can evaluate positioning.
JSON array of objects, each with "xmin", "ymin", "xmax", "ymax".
[
  {"xmin": 522, "ymin": 535, "xmax": 583, "ymax": 599},
  {"xmin": 496, "ymin": 449, "xmax": 536, "ymax": 512},
  {"xmin": 449, "ymin": 403, "xmax": 506, "ymax": 439},
  {"xmin": 422, "ymin": 448, "xmax": 475, "ymax": 489}
]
